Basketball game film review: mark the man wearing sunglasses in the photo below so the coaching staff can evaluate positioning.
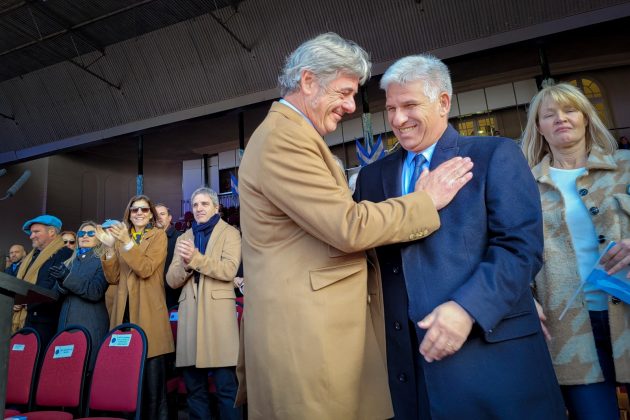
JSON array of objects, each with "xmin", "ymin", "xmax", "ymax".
[{"xmin": 13, "ymin": 215, "xmax": 73, "ymax": 353}]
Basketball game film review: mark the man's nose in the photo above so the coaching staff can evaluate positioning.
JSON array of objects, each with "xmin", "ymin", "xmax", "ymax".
[
  {"xmin": 390, "ymin": 108, "xmax": 407, "ymax": 127},
  {"xmin": 343, "ymin": 97, "xmax": 356, "ymax": 113}
]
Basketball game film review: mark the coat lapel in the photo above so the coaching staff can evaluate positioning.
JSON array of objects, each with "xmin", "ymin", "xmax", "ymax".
[
  {"xmin": 381, "ymin": 148, "xmax": 405, "ymax": 199},
  {"xmin": 429, "ymin": 125, "xmax": 460, "ymax": 170}
]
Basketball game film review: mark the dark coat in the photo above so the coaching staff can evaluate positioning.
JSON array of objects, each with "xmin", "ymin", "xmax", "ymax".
[
  {"xmin": 354, "ymin": 125, "xmax": 566, "ymax": 420},
  {"xmin": 4, "ymin": 260, "xmax": 22, "ymax": 277},
  {"xmin": 25, "ymin": 245, "xmax": 73, "ymax": 350},
  {"xmin": 56, "ymin": 249, "xmax": 110, "ymax": 369},
  {"xmin": 163, "ymin": 225, "xmax": 182, "ymax": 309}
]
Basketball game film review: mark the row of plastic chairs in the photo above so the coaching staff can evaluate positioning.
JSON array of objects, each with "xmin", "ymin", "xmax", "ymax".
[{"xmin": 5, "ymin": 323, "xmax": 147, "ymax": 420}]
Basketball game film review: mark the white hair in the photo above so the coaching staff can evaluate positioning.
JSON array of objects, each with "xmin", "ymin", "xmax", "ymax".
[
  {"xmin": 191, "ymin": 187, "xmax": 219, "ymax": 207},
  {"xmin": 278, "ymin": 32, "xmax": 371, "ymax": 96},
  {"xmin": 380, "ymin": 54, "xmax": 452, "ymax": 101}
]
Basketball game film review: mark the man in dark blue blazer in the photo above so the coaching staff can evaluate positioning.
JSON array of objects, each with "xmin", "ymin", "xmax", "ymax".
[{"xmin": 354, "ymin": 55, "xmax": 566, "ymax": 419}]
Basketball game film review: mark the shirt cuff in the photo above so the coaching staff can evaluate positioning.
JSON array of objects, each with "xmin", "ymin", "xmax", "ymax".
[{"xmin": 123, "ymin": 241, "xmax": 135, "ymax": 252}]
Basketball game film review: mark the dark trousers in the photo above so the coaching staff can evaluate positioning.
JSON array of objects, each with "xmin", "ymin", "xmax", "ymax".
[
  {"xmin": 182, "ymin": 366, "xmax": 241, "ymax": 420},
  {"xmin": 561, "ymin": 311, "xmax": 626, "ymax": 420},
  {"xmin": 143, "ymin": 354, "xmax": 169, "ymax": 420}
]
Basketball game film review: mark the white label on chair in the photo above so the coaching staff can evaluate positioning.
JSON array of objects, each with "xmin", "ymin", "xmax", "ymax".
[
  {"xmin": 109, "ymin": 333, "xmax": 132, "ymax": 347},
  {"xmin": 11, "ymin": 344, "xmax": 25, "ymax": 351},
  {"xmin": 53, "ymin": 344, "xmax": 74, "ymax": 359},
  {"xmin": 169, "ymin": 311, "xmax": 178, "ymax": 321}
]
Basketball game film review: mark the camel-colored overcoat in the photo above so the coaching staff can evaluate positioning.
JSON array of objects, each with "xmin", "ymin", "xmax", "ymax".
[
  {"xmin": 101, "ymin": 228, "xmax": 174, "ymax": 358},
  {"xmin": 236, "ymin": 102, "xmax": 442, "ymax": 420},
  {"xmin": 166, "ymin": 219, "xmax": 241, "ymax": 367}
]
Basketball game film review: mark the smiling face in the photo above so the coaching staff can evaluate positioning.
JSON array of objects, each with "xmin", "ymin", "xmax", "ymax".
[
  {"xmin": 192, "ymin": 193, "xmax": 218, "ymax": 224},
  {"xmin": 128, "ymin": 199, "xmax": 153, "ymax": 230},
  {"xmin": 77, "ymin": 225, "xmax": 98, "ymax": 249},
  {"xmin": 385, "ymin": 80, "xmax": 450, "ymax": 153},
  {"xmin": 301, "ymin": 72, "xmax": 359, "ymax": 136},
  {"xmin": 536, "ymin": 96, "xmax": 588, "ymax": 153}
]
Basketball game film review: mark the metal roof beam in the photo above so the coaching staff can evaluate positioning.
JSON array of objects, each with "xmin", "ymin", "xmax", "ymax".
[
  {"xmin": 0, "ymin": 0, "xmax": 155, "ymax": 59},
  {"xmin": 208, "ymin": 9, "xmax": 251, "ymax": 53},
  {"xmin": 27, "ymin": 0, "xmax": 105, "ymax": 55},
  {"xmin": 0, "ymin": 20, "xmax": 121, "ymax": 89}
]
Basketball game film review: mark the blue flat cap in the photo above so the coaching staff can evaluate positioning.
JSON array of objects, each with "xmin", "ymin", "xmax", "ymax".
[{"xmin": 22, "ymin": 214, "xmax": 62, "ymax": 235}]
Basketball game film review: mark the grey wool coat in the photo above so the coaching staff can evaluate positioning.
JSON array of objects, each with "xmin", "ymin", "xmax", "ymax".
[{"xmin": 56, "ymin": 249, "xmax": 110, "ymax": 369}]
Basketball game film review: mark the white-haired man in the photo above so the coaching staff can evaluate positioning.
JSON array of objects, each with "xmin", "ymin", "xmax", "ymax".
[
  {"xmin": 237, "ymin": 33, "xmax": 473, "ymax": 419},
  {"xmin": 354, "ymin": 54, "xmax": 566, "ymax": 419}
]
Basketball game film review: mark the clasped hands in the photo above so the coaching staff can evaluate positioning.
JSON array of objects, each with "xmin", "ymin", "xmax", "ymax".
[
  {"xmin": 95, "ymin": 222, "xmax": 131, "ymax": 248},
  {"xmin": 49, "ymin": 264, "xmax": 70, "ymax": 283},
  {"xmin": 175, "ymin": 239, "xmax": 196, "ymax": 266},
  {"xmin": 417, "ymin": 300, "xmax": 474, "ymax": 363}
]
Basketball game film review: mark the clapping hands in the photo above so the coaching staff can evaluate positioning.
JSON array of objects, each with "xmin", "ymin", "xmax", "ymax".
[
  {"xmin": 95, "ymin": 221, "xmax": 129, "ymax": 247},
  {"xmin": 50, "ymin": 263, "xmax": 70, "ymax": 283}
]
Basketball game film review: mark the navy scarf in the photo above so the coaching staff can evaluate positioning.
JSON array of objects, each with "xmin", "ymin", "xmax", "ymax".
[{"xmin": 192, "ymin": 214, "xmax": 221, "ymax": 255}]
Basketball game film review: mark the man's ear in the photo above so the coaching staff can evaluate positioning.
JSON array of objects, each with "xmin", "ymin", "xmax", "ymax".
[
  {"xmin": 300, "ymin": 70, "xmax": 317, "ymax": 96},
  {"xmin": 438, "ymin": 92, "xmax": 451, "ymax": 116}
]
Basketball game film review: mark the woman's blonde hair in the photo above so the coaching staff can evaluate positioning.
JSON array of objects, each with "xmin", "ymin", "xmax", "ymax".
[
  {"xmin": 65, "ymin": 221, "xmax": 104, "ymax": 267},
  {"xmin": 521, "ymin": 82, "xmax": 617, "ymax": 167}
]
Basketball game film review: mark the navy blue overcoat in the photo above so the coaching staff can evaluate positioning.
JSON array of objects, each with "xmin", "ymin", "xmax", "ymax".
[{"xmin": 354, "ymin": 125, "xmax": 566, "ymax": 419}]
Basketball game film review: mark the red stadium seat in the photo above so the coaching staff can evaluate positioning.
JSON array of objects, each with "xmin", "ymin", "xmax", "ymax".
[
  {"xmin": 77, "ymin": 323, "xmax": 147, "ymax": 420},
  {"xmin": 19, "ymin": 326, "xmax": 90, "ymax": 419},
  {"xmin": 5, "ymin": 327, "xmax": 40, "ymax": 415}
]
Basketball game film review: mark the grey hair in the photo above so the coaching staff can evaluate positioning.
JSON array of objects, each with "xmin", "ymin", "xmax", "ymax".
[
  {"xmin": 380, "ymin": 54, "xmax": 452, "ymax": 102},
  {"xmin": 278, "ymin": 32, "xmax": 371, "ymax": 96},
  {"xmin": 191, "ymin": 187, "xmax": 219, "ymax": 207}
]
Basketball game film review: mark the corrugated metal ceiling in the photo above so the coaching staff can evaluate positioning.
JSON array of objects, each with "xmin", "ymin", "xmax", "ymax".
[
  {"xmin": 0, "ymin": 0, "xmax": 241, "ymax": 82},
  {"xmin": 1, "ymin": 0, "xmax": 629, "ymax": 164}
]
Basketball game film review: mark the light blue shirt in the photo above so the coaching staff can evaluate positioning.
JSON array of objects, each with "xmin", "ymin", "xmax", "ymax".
[
  {"xmin": 279, "ymin": 99, "xmax": 314, "ymax": 128},
  {"xmin": 401, "ymin": 143, "xmax": 438, "ymax": 195},
  {"xmin": 549, "ymin": 167, "xmax": 608, "ymax": 311}
]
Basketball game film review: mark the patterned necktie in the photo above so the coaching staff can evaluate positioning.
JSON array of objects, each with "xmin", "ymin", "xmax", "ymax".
[{"xmin": 409, "ymin": 153, "xmax": 427, "ymax": 193}]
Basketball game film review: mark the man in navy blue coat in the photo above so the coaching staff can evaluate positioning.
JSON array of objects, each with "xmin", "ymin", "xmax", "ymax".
[{"xmin": 354, "ymin": 55, "xmax": 566, "ymax": 419}]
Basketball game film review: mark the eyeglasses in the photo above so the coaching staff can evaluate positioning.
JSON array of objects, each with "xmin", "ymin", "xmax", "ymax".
[
  {"xmin": 63, "ymin": 240, "xmax": 76, "ymax": 245},
  {"xmin": 77, "ymin": 231, "xmax": 96, "ymax": 238},
  {"xmin": 130, "ymin": 207, "xmax": 151, "ymax": 214}
]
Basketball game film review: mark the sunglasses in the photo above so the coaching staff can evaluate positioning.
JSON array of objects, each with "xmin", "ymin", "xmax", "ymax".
[
  {"xmin": 130, "ymin": 206, "xmax": 151, "ymax": 214},
  {"xmin": 63, "ymin": 240, "xmax": 76, "ymax": 245},
  {"xmin": 77, "ymin": 231, "xmax": 96, "ymax": 238}
]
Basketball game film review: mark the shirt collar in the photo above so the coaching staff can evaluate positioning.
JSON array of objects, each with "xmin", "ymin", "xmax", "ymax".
[
  {"xmin": 279, "ymin": 98, "xmax": 314, "ymax": 128},
  {"xmin": 404, "ymin": 142, "xmax": 438, "ymax": 167}
]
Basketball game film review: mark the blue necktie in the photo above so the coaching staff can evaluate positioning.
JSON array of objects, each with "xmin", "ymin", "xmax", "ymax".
[{"xmin": 409, "ymin": 154, "xmax": 427, "ymax": 193}]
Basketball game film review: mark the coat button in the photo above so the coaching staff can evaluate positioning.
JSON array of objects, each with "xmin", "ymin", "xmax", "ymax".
[
  {"xmin": 398, "ymin": 373, "xmax": 407, "ymax": 382},
  {"xmin": 598, "ymin": 235, "xmax": 606, "ymax": 244},
  {"xmin": 612, "ymin": 297, "xmax": 621, "ymax": 304},
  {"xmin": 578, "ymin": 188, "xmax": 588, "ymax": 196},
  {"xmin": 392, "ymin": 266, "xmax": 400, "ymax": 274},
  {"xmin": 394, "ymin": 321, "xmax": 402, "ymax": 330},
  {"xmin": 589, "ymin": 207, "xmax": 599, "ymax": 215},
  {"xmin": 409, "ymin": 234, "xmax": 415, "ymax": 240}
]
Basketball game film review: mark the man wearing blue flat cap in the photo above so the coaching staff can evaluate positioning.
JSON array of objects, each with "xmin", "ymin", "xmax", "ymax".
[{"xmin": 13, "ymin": 214, "xmax": 73, "ymax": 352}]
